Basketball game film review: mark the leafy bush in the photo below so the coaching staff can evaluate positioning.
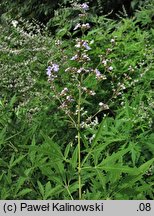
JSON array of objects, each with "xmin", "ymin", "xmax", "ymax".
[
  {"xmin": 133, "ymin": 0, "xmax": 154, "ymax": 28},
  {"xmin": 1, "ymin": 0, "xmax": 149, "ymax": 27}
]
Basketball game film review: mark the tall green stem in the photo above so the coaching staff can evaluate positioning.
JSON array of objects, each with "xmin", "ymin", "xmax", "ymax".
[{"xmin": 77, "ymin": 75, "xmax": 82, "ymax": 199}]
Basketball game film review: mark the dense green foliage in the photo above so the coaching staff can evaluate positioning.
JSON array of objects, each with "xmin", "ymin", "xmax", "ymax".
[{"xmin": 0, "ymin": 1, "xmax": 154, "ymax": 200}]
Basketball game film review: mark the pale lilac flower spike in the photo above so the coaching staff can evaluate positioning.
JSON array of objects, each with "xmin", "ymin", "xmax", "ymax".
[
  {"xmin": 81, "ymin": 3, "xmax": 89, "ymax": 11},
  {"xmin": 82, "ymin": 41, "xmax": 91, "ymax": 50},
  {"xmin": 95, "ymin": 69, "xmax": 103, "ymax": 79},
  {"xmin": 74, "ymin": 23, "xmax": 81, "ymax": 30},
  {"xmin": 46, "ymin": 64, "xmax": 59, "ymax": 78},
  {"xmin": 108, "ymin": 66, "xmax": 113, "ymax": 71},
  {"xmin": 70, "ymin": 54, "xmax": 78, "ymax": 60},
  {"xmin": 95, "ymin": 69, "xmax": 101, "ymax": 76},
  {"xmin": 52, "ymin": 63, "xmax": 59, "ymax": 72},
  {"xmin": 46, "ymin": 66, "xmax": 52, "ymax": 77}
]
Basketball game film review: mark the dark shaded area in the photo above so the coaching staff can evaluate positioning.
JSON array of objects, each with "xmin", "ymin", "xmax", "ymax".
[{"xmin": 0, "ymin": 0, "xmax": 140, "ymax": 24}]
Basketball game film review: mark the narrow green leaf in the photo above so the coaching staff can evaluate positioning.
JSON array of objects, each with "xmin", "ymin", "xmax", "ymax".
[
  {"xmin": 15, "ymin": 177, "xmax": 27, "ymax": 195},
  {"xmin": 91, "ymin": 118, "xmax": 104, "ymax": 148},
  {"xmin": 44, "ymin": 185, "xmax": 62, "ymax": 199},
  {"xmin": 70, "ymin": 146, "xmax": 78, "ymax": 169},
  {"xmin": 29, "ymin": 135, "xmax": 36, "ymax": 164},
  {"xmin": 37, "ymin": 181, "xmax": 44, "ymax": 198},
  {"xmin": 9, "ymin": 95, "xmax": 17, "ymax": 108},
  {"xmin": 68, "ymin": 181, "xmax": 79, "ymax": 194},
  {"xmin": 114, "ymin": 158, "xmax": 154, "ymax": 194},
  {"xmin": 96, "ymin": 165, "xmax": 139, "ymax": 173},
  {"xmin": 56, "ymin": 161, "xmax": 66, "ymax": 183},
  {"xmin": 45, "ymin": 181, "xmax": 51, "ymax": 196},
  {"xmin": 41, "ymin": 132, "xmax": 63, "ymax": 159},
  {"xmin": 0, "ymin": 127, "xmax": 6, "ymax": 147},
  {"xmin": 138, "ymin": 158, "xmax": 154, "ymax": 173},
  {"xmin": 98, "ymin": 147, "xmax": 131, "ymax": 166},
  {"xmin": 10, "ymin": 155, "xmax": 26, "ymax": 168},
  {"xmin": 64, "ymin": 143, "xmax": 71, "ymax": 159},
  {"xmin": 16, "ymin": 189, "xmax": 32, "ymax": 197},
  {"xmin": 80, "ymin": 131, "xmax": 89, "ymax": 148},
  {"xmin": 9, "ymin": 153, "xmax": 15, "ymax": 167}
]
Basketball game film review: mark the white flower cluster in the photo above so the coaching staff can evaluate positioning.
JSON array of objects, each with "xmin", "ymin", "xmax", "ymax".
[{"xmin": 74, "ymin": 23, "xmax": 90, "ymax": 31}]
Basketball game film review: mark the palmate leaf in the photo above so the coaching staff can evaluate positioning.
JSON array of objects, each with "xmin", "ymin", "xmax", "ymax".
[
  {"xmin": 50, "ymin": 175, "xmax": 64, "ymax": 185},
  {"xmin": 67, "ymin": 181, "xmax": 79, "ymax": 194},
  {"xmin": 92, "ymin": 137, "xmax": 128, "ymax": 166},
  {"xmin": 95, "ymin": 169, "xmax": 106, "ymax": 191},
  {"xmin": 44, "ymin": 184, "xmax": 63, "ymax": 200},
  {"xmin": 56, "ymin": 161, "xmax": 66, "ymax": 184},
  {"xmin": 113, "ymin": 158, "xmax": 154, "ymax": 195},
  {"xmin": 9, "ymin": 154, "xmax": 26, "ymax": 169},
  {"xmin": 81, "ymin": 118, "xmax": 128, "ymax": 166},
  {"xmin": 136, "ymin": 183, "xmax": 154, "ymax": 195},
  {"xmin": 97, "ymin": 147, "xmax": 131, "ymax": 167},
  {"xmin": 40, "ymin": 132, "xmax": 63, "ymax": 159}
]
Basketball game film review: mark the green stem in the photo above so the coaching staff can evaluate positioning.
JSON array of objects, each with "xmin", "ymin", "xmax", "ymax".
[
  {"xmin": 65, "ymin": 185, "xmax": 74, "ymax": 200},
  {"xmin": 77, "ymin": 75, "xmax": 82, "ymax": 200},
  {"xmin": 78, "ymin": 130, "xmax": 81, "ymax": 200}
]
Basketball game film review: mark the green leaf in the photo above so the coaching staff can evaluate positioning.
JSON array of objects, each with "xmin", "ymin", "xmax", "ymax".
[
  {"xmin": 44, "ymin": 184, "xmax": 62, "ymax": 199},
  {"xmin": 138, "ymin": 158, "xmax": 154, "ymax": 173},
  {"xmin": 96, "ymin": 165, "xmax": 139, "ymax": 174},
  {"xmin": 9, "ymin": 153, "xmax": 15, "ymax": 167},
  {"xmin": 29, "ymin": 135, "xmax": 36, "ymax": 164},
  {"xmin": 57, "ymin": 27, "xmax": 68, "ymax": 37},
  {"xmin": 56, "ymin": 161, "xmax": 66, "ymax": 183},
  {"xmin": 9, "ymin": 155, "xmax": 26, "ymax": 168},
  {"xmin": 98, "ymin": 147, "xmax": 131, "ymax": 167},
  {"xmin": 114, "ymin": 158, "xmax": 154, "ymax": 194},
  {"xmin": 37, "ymin": 181, "xmax": 44, "ymax": 198},
  {"xmin": 68, "ymin": 181, "xmax": 79, "ymax": 194},
  {"xmin": 91, "ymin": 118, "xmax": 104, "ymax": 148},
  {"xmin": 14, "ymin": 176, "xmax": 27, "ymax": 195},
  {"xmin": 45, "ymin": 181, "xmax": 51, "ymax": 194},
  {"xmin": 50, "ymin": 176, "xmax": 64, "ymax": 185},
  {"xmin": 64, "ymin": 143, "xmax": 71, "ymax": 160},
  {"xmin": 16, "ymin": 189, "xmax": 32, "ymax": 197},
  {"xmin": 80, "ymin": 98, "xmax": 92, "ymax": 105},
  {"xmin": 0, "ymin": 127, "xmax": 6, "ymax": 147},
  {"xmin": 70, "ymin": 146, "xmax": 78, "ymax": 169},
  {"xmin": 24, "ymin": 168, "xmax": 34, "ymax": 176},
  {"xmin": 41, "ymin": 132, "xmax": 63, "ymax": 159},
  {"xmin": 9, "ymin": 95, "xmax": 17, "ymax": 108},
  {"xmin": 80, "ymin": 131, "xmax": 89, "ymax": 148}
]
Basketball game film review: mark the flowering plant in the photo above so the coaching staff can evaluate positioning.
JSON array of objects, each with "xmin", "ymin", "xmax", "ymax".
[
  {"xmin": 46, "ymin": 2, "xmax": 111, "ymax": 199},
  {"xmin": 45, "ymin": 2, "xmax": 154, "ymax": 200}
]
